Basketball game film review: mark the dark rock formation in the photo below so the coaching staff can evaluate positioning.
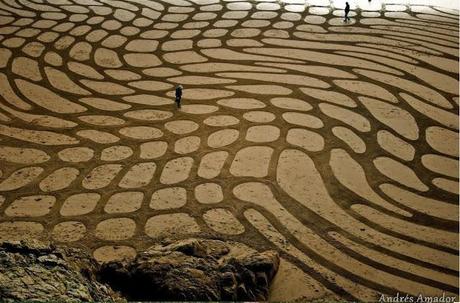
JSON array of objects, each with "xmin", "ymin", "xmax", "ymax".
[
  {"xmin": 99, "ymin": 238, "xmax": 280, "ymax": 301},
  {"xmin": 0, "ymin": 240, "xmax": 121, "ymax": 302},
  {"xmin": 0, "ymin": 238, "xmax": 279, "ymax": 302}
]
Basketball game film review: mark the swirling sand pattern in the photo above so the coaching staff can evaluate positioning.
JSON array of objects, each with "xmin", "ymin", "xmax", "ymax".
[{"xmin": 0, "ymin": 0, "xmax": 458, "ymax": 301}]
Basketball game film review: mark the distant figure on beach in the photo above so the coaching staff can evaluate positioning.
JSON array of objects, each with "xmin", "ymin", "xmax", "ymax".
[
  {"xmin": 344, "ymin": 2, "xmax": 351, "ymax": 22},
  {"xmin": 175, "ymin": 85, "xmax": 183, "ymax": 109}
]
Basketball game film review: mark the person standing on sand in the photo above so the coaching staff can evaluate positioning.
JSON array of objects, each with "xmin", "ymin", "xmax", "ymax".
[
  {"xmin": 344, "ymin": 2, "xmax": 351, "ymax": 22},
  {"xmin": 175, "ymin": 85, "xmax": 183, "ymax": 109}
]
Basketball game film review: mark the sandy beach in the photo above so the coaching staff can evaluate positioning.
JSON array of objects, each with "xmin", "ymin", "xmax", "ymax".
[{"xmin": 0, "ymin": 0, "xmax": 458, "ymax": 300}]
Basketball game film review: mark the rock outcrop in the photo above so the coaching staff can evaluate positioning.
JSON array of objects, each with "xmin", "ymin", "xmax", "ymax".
[
  {"xmin": 0, "ymin": 239, "xmax": 279, "ymax": 302},
  {"xmin": 99, "ymin": 238, "xmax": 280, "ymax": 301},
  {"xmin": 0, "ymin": 240, "xmax": 120, "ymax": 302}
]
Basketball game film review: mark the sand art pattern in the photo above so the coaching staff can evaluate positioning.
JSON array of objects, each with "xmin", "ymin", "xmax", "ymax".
[{"xmin": 0, "ymin": 0, "xmax": 458, "ymax": 300}]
